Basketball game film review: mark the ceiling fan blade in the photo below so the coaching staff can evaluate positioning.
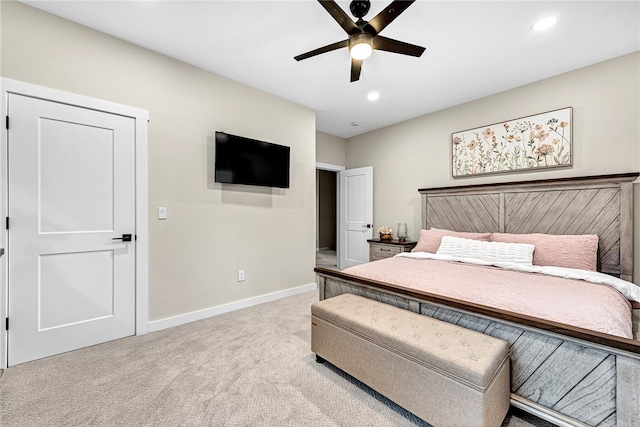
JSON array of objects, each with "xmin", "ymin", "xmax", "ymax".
[
  {"xmin": 294, "ymin": 40, "xmax": 349, "ymax": 61},
  {"xmin": 350, "ymin": 58, "xmax": 363, "ymax": 82},
  {"xmin": 366, "ymin": 0, "xmax": 415, "ymax": 35},
  {"xmin": 319, "ymin": 0, "xmax": 361, "ymax": 35},
  {"xmin": 373, "ymin": 35, "xmax": 425, "ymax": 57}
]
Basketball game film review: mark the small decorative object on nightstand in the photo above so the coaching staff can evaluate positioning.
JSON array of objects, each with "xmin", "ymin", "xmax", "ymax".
[
  {"xmin": 377, "ymin": 225, "xmax": 393, "ymax": 240},
  {"xmin": 368, "ymin": 238, "xmax": 417, "ymax": 262},
  {"xmin": 397, "ymin": 223, "xmax": 408, "ymax": 241}
]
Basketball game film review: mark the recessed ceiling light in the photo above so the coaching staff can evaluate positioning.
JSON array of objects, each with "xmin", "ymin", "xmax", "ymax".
[
  {"xmin": 367, "ymin": 92, "xmax": 380, "ymax": 101},
  {"xmin": 532, "ymin": 16, "xmax": 557, "ymax": 32}
]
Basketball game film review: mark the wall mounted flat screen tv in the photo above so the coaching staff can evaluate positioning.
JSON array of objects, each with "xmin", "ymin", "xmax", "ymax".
[{"xmin": 214, "ymin": 131, "xmax": 290, "ymax": 188}]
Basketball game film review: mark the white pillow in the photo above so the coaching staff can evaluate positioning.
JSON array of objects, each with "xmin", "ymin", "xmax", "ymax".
[{"xmin": 436, "ymin": 236, "xmax": 535, "ymax": 266}]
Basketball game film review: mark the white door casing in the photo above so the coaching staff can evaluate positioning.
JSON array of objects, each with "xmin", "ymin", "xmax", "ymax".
[
  {"xmin": 338, "ymin": 166, "xmax": 373, "ymax": 269},
  {"xmin": 1, "ymin": 78, "xmax": 149, "ymax": 368}
]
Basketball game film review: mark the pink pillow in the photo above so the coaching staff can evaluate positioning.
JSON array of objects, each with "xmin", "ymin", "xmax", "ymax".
[
  {"xmin": 490, "ymin": 233, "xmax": 599, "ymax": 271},
  {"xmin": 412, "ymin": 228, "xmax": 491, "ymax": 254}
]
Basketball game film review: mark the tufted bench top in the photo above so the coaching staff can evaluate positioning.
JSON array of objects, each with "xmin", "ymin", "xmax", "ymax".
[{"xmin": 312, "ymin": 293, "xmax": 510, "ymax": 391}]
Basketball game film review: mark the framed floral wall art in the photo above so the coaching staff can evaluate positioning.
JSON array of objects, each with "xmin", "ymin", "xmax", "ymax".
[{"xmin": 451, "ymin": 107, "xmax": 572, "ymax": 178}]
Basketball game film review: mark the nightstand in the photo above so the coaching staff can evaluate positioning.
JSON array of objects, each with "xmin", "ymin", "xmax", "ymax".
[{"xmin": 367, "ymin": 239, "xmax": 417, "ymax": 262}]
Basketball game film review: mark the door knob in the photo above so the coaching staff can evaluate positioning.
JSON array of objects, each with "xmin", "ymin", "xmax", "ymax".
[{"xmin": 112, "ymin": 234, "xmax": 132, "ymax": 242}]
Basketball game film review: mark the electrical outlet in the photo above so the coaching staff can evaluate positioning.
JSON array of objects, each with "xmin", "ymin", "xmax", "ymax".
[{"xmin": 238, "ymin": 270, "xmax": 245, "ymax": 282}]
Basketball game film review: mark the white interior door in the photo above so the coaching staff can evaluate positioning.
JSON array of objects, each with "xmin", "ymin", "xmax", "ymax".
[
  {"xmin": 7, "ymin": 93, "xmax": 136, "ymax": 366},
  {"xmin": 338, "ymin": 166, "xmax": 373, "ymax": 269}
]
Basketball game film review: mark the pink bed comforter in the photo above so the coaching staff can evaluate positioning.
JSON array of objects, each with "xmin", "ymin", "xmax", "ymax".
[{"xmin": 343, "ymin": 257, "xmax": 633, "ymax": 338}]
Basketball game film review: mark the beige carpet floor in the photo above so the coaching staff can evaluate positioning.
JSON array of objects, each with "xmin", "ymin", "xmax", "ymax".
[{"xmin": 0, "ymin": 290, "xmax": 554, "ymax": 427}]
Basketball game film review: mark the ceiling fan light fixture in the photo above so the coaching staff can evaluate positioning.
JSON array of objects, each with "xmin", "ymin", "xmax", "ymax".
[
  {"xmin": 295, "ymin": 0, "xmax": 424, "ymax": 82},
  {"xmin": 349, "ymin": 33, "xmax": 373, "ymax": 60},
  {"xmin": 351, "ymin": 43, "xmax": 372, "ymax": 60}
]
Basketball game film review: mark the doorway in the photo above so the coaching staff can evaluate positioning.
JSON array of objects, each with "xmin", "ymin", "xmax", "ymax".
[
  {"xmin": 317, "ymin": 169, "xmax": 337, "ymax": 270},
  {"xmin": 316, "ymin": 163, "xmax": 344, "ymax": 271}
]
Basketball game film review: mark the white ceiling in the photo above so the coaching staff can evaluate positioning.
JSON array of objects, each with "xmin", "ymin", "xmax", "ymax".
[{"xmin": 21, "ymin": 1, "xmax": 640, "ymax": 138}]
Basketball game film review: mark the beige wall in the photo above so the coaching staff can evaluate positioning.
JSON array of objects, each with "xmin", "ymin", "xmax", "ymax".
[
  {"xmin": 316, "ymin": 131, "xmax": 346, "ymax": 167},
  {"xmin": 346, "ymin": 52, "xmax": 640, "ymax": 282},
  {"xmin": 1, "ymin": 1, "xmax": 317, "ymax": 322}
]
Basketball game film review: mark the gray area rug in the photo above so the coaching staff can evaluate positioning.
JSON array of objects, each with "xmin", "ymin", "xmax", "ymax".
[{"xmin": 0, "ymin": 290, "xmax": 554, "ymax": 426}]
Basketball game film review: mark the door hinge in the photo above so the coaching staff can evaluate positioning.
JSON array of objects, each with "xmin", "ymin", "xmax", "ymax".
[
  {"xmin": 5, "ymin": 217, "xmax": 8, "ymax": 230},
  {"xmin": 5, "ymin": 116, "xmax": 8, "ymax": 130},
  {"xmin": 5, "ymin": 318, "xmax": 8, "ymax": 331}
]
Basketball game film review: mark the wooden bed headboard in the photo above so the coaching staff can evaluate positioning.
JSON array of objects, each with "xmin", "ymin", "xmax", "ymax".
[{"xmin": 418, "ymin": 173, "xmax": 638, "ymax": 282}]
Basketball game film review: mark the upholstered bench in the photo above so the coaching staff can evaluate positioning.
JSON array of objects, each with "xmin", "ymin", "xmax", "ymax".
[{"xmin": 311, "ymin": 293, "xmax": 510, "ymax": 427}]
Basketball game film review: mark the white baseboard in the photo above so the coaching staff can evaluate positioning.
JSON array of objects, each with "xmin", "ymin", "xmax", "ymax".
[{"xmin": 148, "ymin": 283, "xmax": 317, "ymax": 333}]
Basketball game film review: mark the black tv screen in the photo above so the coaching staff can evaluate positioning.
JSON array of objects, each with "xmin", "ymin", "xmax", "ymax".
[{"xmin": 214, "ymin": 131, "xmax": 290, "ymax": 188}]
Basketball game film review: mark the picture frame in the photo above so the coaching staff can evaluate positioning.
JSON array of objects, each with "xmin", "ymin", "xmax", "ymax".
[{"xmin": 451, "ymin": 107, "xmax": 572, "ymax": 178}]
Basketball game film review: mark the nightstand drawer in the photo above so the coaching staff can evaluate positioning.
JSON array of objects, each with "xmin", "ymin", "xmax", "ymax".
[
  {"xmin": 370, "ymin": 244, "xmax": 401, "ymax": 259},
  {"xmin": 367, "ymin": 239, "xmax": 417, "ymax": 262}
]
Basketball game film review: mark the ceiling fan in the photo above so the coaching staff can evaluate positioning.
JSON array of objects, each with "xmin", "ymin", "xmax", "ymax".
[{"xmin": 294, "ymin": 0, "xmax": 425, "ymax": 82}]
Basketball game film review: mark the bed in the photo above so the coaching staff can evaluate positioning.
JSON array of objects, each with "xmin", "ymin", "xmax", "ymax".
[{"xmin": 314, "ymin": 173, "xmax": 640, "ymax": 427}]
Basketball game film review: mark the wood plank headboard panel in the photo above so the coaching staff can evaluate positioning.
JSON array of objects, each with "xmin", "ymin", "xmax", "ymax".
[{"xmin": 419, "ymin": 173, "xmax": 639, "ymax": 282}]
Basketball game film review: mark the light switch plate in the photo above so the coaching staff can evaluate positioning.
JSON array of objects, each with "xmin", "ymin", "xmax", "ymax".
[{"xmin": 158, "ymin": 207, "xmax": 167, "ymax": 220}]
